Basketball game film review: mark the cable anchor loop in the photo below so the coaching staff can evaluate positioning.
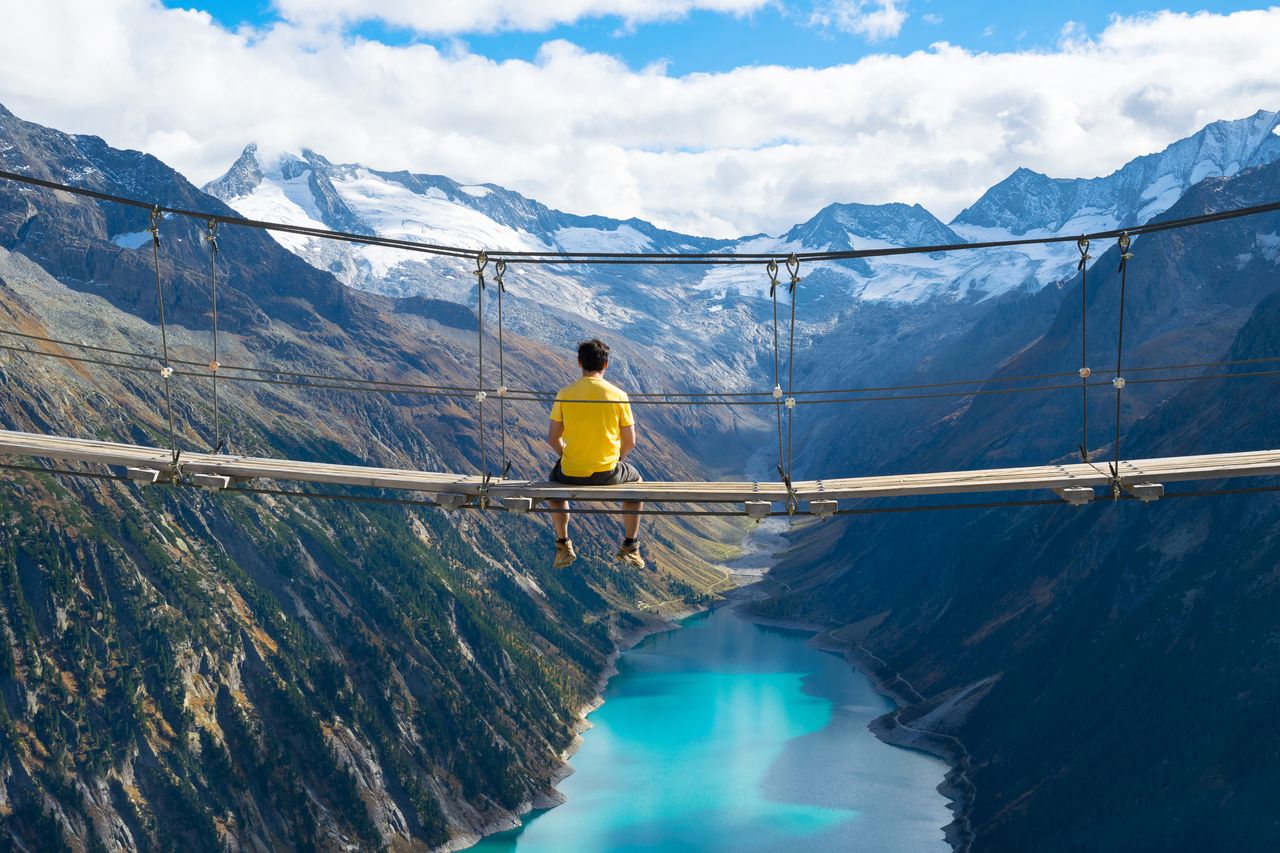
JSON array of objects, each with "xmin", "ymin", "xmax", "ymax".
[
  {"xmin": 1076, "ymin": 236, "xmax": 1090, "ymax": 269},
  {"xmin": 494, "ymin": 258, "xmax": 506, "ymax": 293},
  {"xmin": 1117, "ymin": 231, "xmax": 1133, "ymax": 270},
  {"xmin": 785, "ymin": 253, "xmax": 801, "ymax": 295},
  {"xmin": 204, "ymin": 219, "xmax": 219, "ymax": 254},
  {"xmin": 766, "ymin": 258, "xmax": 780, "ymax": 298},
  {"xmin": 474, "ymin": 251, "xmax": 489, "ymax": 289},
  {"xmin": 147, "ymin": 206, "xmax": 162, "ymax": 244}
]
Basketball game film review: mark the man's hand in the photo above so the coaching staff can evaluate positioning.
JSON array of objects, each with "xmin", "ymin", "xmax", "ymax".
[
  {"xmin": 547, "ymin": 419, "xmax": 566, "ymax": 456},
  {"xmin": 619, "ymin": 424, "xmax": 636, "ymax": 459}
]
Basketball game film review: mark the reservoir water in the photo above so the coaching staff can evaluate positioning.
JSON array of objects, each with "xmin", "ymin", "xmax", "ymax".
[{"xmin": 473, "ymin": 603, "xmax": 952, "ymax": 852}]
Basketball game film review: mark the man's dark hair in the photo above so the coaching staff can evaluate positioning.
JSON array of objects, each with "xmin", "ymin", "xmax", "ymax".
[{"xmin": 578, "ymin": 339, "xmax": 610, "ymax": 372}]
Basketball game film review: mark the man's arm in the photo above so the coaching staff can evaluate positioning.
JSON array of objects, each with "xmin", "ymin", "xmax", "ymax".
[
  {"xmin": 547, "ymin": 419, "xmax": 566, "ymax": 456},
  {"xmin": 619, "ymin": 424, "xmax": 636, "ymax": 459}
]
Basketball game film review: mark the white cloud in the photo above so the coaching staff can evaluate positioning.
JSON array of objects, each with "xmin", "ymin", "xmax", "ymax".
[
  {"xmin": 810, "ymin": 1, "xmax": 908, "ymax": 42},
  {"xmin": 1, "ymin": 4, "xmax": 1279, "ymax": 238},
  {"xmin": 272, "ymin": 0, "xmax": 771, "ymax": 33}
]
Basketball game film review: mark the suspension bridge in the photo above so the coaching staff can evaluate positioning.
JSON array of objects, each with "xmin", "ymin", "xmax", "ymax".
[{"xmin": 1, "ymin": 167, "xmax": 1280, "ymax": 520}]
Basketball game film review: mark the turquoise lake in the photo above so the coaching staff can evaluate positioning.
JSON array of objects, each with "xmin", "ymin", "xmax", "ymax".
[{"xmin": 473, "ymin": 604, "xmax": 952, "ymax": 852}]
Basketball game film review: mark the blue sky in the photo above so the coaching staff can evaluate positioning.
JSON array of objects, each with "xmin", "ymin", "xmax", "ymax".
[
  {"xmin": 5, "ymin": 3, "xmax": 1279, "ymax": 235},
  {"xmin": 170, "ymin": 0, "xmax": 1263, "ymax": 74}
]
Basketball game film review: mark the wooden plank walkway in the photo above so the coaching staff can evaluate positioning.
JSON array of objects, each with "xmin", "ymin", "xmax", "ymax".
[{"xmin": 1, "ymin": 428, "xmax": 1279, "ymax": 511}]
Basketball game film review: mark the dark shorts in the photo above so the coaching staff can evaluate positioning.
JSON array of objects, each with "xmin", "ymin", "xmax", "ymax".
[{"xmin": 550, "ymin": 460, "xmax": 644, "ymax": 486}]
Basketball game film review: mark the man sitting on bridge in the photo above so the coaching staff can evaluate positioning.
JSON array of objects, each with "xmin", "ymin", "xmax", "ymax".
[{"xmin": 546, "ymin": 339, "xmax": 645, "ymax": 570}]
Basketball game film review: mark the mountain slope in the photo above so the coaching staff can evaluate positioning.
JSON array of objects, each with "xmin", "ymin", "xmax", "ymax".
[
  {"xmin": 0, "ymin": 105, "xmax": 737, "ymax": 851},
  {"xmin": 757, "ymin": 160, "xmax": 1280, "ymax": 850}
]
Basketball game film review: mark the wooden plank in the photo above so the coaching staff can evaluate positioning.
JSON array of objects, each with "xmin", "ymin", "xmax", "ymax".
[{"xmin": 1, "ymin": 429, "xmax": 1279, "ymax": 507}]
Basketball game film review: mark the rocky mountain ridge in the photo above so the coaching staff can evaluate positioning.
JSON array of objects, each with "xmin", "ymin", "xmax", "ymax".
[{"xmin": 0, "ymin": 102, "xmax": 737, "ymax": 851}]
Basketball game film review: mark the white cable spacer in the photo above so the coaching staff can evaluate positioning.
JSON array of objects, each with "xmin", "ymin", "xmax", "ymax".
[
  {"xmin": 772, "ymin": 385, "xmax": 783, "ymax": 399},
  {"xmin": 1112, "ymin": 377, "xmax": 1125, "ymax": 390},
  {"xmin": 160, "ymin": 366, "xmax": 174, "ymax": 379},
  {"xmin": 784, "ymin": 397, "xmax": 796, "ymax": 409},
  {"xmin": 1079, "ymin": 367, "xmax": 1091, "ymax": 379},
  {"xmin": 495, "ymin": 385, "xmax": 507, "ymax": 397},
  {"xmin": 475, "ymin": 390, "xmax": 487, "ymax": 402}
]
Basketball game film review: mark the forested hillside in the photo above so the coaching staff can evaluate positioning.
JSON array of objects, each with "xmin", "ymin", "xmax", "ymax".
[{"xmin": 0, "ymin": 105, "xmax": 732, "ymax": 850}]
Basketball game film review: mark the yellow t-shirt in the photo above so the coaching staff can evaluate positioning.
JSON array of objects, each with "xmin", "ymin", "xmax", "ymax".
[{"xmin": 550, "ymin": 376, "xmax": 635, "ymax": 477}]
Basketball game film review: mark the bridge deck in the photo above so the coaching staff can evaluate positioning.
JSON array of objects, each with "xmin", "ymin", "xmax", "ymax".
[{"xmin": 1, "ymin": 429, "xmax": 1279, "ymax": 508}]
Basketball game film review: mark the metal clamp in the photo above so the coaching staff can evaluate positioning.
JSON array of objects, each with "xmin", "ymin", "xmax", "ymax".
[
  {"xmin": 809, "ymin": 499, "xmax": 837, "ymax": 519},
  {"xmin": 434, "ymin": 492, "xmax": 467, "ymax": 511},
  {"xmin": 1056, "ymin": 486, "xmax": 1095, "ymax": 506}
]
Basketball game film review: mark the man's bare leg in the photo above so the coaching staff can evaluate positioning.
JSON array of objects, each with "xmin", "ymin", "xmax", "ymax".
[
  {"xmin": 549, "ymin": 499, "xmax": 570, "ymax": 539},
  {"xmin": 549, "ymin": 499, "xmax": 576, "ymax": 568},
  {"xmin": 622, "ymin": 501, "xmax": 642, "ymax": 540}
]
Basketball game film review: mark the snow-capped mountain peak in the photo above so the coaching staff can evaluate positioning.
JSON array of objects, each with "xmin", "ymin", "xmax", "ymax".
[
  {"xmin": 784, "ymin": 201, "xmax": 963, "ymax": 251},
  {"xmin": 953, "ymin": 109, "xmax": 1280, "ymax": 237}
]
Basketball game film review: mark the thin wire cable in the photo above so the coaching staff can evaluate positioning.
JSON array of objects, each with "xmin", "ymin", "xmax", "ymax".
[
  {"xmin": 9, "ymin": 334, "xmax": 1280, "ymax": 409},
  {"xmin": 785, "ymin": 256, "xmax": 800, "ymax": 483},
  {"xmin": 9, "ymin": 324, "xmax": 1280, "ymax": 405},
  {"xmin": 495, "ymin": 259, "xmax": 510, "ymax": 476},
  {"xmin": 148, "ymin": 209, "xmax": 179, "ymax": 463},
  {"xmin": 5, "ymin": 167, "xmax": 1280, "ymax": 266},
  {"xmin": 204, "ymin": 219, "xmax": 224, "ymax": 453},
  {"xmin": 767, "ymin": 260, "xmax": 785, "ymax": 476},
  {"xmin": 474, "ymin": 253, "xmax": 489, "ymax": 477},
  {"xmin": 1111, "ymin": 233, "xmax": 1134, "ymax": 493},
  {"xmin": 1077, "ymin": 237, "xmax": 1091, "ymax": 461}
]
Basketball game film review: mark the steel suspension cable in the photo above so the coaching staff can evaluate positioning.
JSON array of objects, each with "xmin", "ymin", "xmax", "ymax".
[
  {"xmin": 784, "ymin": 256, "xmax": 801, "ymax": 501},
  {"xmin": 767, "ymin": 260, "xmax": 785, "ymax": 478},
  {"xmin": 494, "ymin": 259, "xmax": 510, "ymax": 477},
  {"xmin": 148, "ymin": 209, "xmax": 179, "ymax": 463},
  {"xmin": 473, "ymin": 253, "xmax": 491, "ymax": 501},
  {"xmin": 6, "ymin": 167, "xmax": 1280, "ymax": 267},
  {"xmin": 1077, "ymin": 238, "xmax": 1092, "ymax": 461},
  {"xmin": 1110, "ymin": 233, "xmax": 1134, "ymax": 495},
  {"xmin": 204, "ymin": 220, "xmax": 225, "ymax": 453}
]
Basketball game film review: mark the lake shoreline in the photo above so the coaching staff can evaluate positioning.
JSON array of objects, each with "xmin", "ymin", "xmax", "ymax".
[
  {"xmin": 464, "ymin": 607, "xmax": 686, "ymax": 848},
  {"xmin": 466, "ymin": 513, "xmax": 965, "ymax": 852},
  {"xmin": 728, "ymin": 569, "xmax": 973, "ymax": 852}
]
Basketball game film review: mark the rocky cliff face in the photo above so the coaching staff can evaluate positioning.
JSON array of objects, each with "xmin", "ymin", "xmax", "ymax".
[
  {"xmin": 0, "ymin": 107, "xmax": 734, "ymax": 851},
  {"xmin": 758, "ymin": 161, "xmax": 1280, "ymax": 850}
]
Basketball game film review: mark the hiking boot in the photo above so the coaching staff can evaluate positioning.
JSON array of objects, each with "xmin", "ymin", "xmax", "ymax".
[
  {"xmin": 615, "ymin": 540, "xmax": 645, "ymax": 570},
  {"xmin": 553, "ymin": 539, "xmax": 577, "ymax": 569}
]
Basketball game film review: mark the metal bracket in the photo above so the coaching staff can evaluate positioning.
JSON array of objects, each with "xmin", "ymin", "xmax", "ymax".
[
  {"xmin": 744, "ymin": 500, "xmax": 771, "ymax": 520},
  {"xmin": 1125, "ymin": 482, "xmax": 1164, "ymax": 503},
  {"xmin": 809, "ymin": 499, "xmax": 838, "ymax": 519},
  {"xmin": 501, "ymin": 496, "xmax": 534, "ymax": 514},
  {"xmin": 126, "ymin": 467, "xmax": 163, "ymax": 485},
  {"xmin": 435, "ymin": 492, "xmax": 468, "ymax": 511},
  {"xmin": 191, "ymin": 473, "xmax": 232, "ymax": 492},
  {"xmin": 1057, "ymin": 486, "xmax": 1095, "ymax": 506}
]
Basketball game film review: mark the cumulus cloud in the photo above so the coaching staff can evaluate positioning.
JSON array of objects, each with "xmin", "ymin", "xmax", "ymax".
[
  {"xmin": 810, "ymin": 0, "xmax": 908, "ymax": 42},
  {"xmin": 1, "ymin": 3, "xmax": 1279, "ymax": 238},
  {"xmin": 273, "ymin": 0, "xmax": 770, "ymax": 33}
]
